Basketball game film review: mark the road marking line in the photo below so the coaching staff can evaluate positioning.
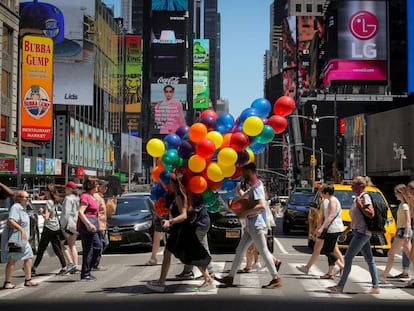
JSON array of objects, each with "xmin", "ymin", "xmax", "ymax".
[
  {"xmin": 274, "ymin": 237, "xmax": 288, "ymax": 255},
  {"xmin": 288, "ymin": 263, "xmax": 351, "ymax": 299}
]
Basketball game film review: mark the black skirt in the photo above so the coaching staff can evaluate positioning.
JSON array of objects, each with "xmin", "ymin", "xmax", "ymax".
[{"xmin": 166, "ymin": 221, "xmax": 211, "ymax": 268}]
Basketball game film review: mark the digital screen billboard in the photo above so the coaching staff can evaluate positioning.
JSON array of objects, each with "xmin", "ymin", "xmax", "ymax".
[
  {"xmin": 152, "ymin": 0, "xmax": 188, "ymax": 11},
  {"xmin": 408, "ymin": 0, "xmax": 414, "ymax": 94},
  {"xmin": 150, "ymin": 76, "xmax": 187, "ymax": 135},
  {"xmin": 193, "ymin": 39, "xmax": 210, "ymax": 108},
  {"xmin": 297, "ymin": 16, "xmax": 315, "ymax": 97},
  {"xmin": 282, "ymin": 16, "xmax": 297, "ymax": 70},
  {"xmin": 151, "ymin": 11, "xmax": 187, "ymax": 74}
]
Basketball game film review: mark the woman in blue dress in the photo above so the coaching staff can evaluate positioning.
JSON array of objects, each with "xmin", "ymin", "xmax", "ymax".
[{"xmin": 1, "ymin": 190, "xmax": 38, "ymax": 288}]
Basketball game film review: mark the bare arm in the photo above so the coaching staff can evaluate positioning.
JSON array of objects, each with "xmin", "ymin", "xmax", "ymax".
[
  {"xmin": 239, "ymin": 198, "xmax": 266, "ymax": 219},
  {"xmin": 8, "ymin": 218, "xmax": 27, "ymax": 241},
  {"xmin": 0, "ymin": 182, "xmax": 14, "ymax": 197}
]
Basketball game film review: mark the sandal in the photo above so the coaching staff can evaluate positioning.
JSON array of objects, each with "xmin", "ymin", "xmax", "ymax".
[
  {"xmin": 238, "ymin": 267, "xmax": 252, "ymax": 273},
  {"xmin": 24, "ymin": 279, "xmax": 39, "ymax": 287},
  {"xmin": 145, "ymin": 259, "xmax": 157, "ymax": 266},
  {"xmin": 320, "ymin": 273, "xmax": 334, "ymax": 280},
  {"xmin": 2, "ymin": 282, "xmax": 17, "ymax": 289}
]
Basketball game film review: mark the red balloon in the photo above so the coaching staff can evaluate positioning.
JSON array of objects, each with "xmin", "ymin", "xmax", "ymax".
[
  {"xmin": 207, "ymin": 179, "xmax": 223, "ymax": 191},
  {"xmin": 229, "ymin": 132, "xmax": 249, "ymax": 152},
  {"xmin": 267, "ymin": 115, "xmax": 288, "ymax": 134},
  {"xmin": 273, "ymin": 96, "xmax": 296, "ymax": 117},
  {"xmin": 231, "ymin": 167, "xmax": 243, "ymax": 179},
  {"xmin": 189, "ymin": 176, "xmax": 208, "ymax": 194},
  {"xmin": 196, "ymin": 138, "xmax": 216, "ymax": 159},
  {"xmin": 200, "ymin": 109, "xmax": 218, "ymax": 120}
]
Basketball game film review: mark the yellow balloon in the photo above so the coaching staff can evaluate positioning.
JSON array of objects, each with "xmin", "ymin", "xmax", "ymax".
[
  {"xmin": 217, "ymin": 147, "xmax": 238, "ymax": 166},
  {"xmin": 206, "ymin": 131, "xmax": 223, "ymax": 149},
  {"xmin": 243, "ymin": 116, "xmax": 264, "ymax": 136},
  {"xmin": 246, "ymin": 148, "xmax": 255, "ymax": 163},
  {"xmin": 188, "ymin": 155, "xmax": 206, "ymax": 173},
  {"xmin": 207, "ymin": 163, "xmax": 224, "ymax": 182},
  {"xmin": 146, "ymin": 138, "xmax": 165, "ymax": 158},
  {"xmin": 219, "ymin": 163, "xmax": 236, "ymax": 178}
]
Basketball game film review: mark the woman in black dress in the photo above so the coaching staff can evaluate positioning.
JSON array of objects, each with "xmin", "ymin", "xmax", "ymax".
[{"xmin": 146, "ymin": 173, "xmax": 213, "ymax": 292}]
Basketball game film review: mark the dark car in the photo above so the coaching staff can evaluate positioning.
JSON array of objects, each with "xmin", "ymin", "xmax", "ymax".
[
  {"xmin": 208, "ymin": 190, "xmax": 274, "ymax": 253},
  {"xmin": 106, "ymin": 196, "xmax": 155, "ymax": 250},
  {"xmin": 283, "ymin": 192, "xmax": 315, "ymax": 234}
]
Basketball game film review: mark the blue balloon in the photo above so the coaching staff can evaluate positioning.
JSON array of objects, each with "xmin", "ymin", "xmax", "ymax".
[
  {"xmin": 221, "ymin": 179, "xmax": 238, "ymax": 191},
  {"xmin": 150, "ymin": 182, "xmax": 168, "ymax": 200},
  {"xmin": 237, "ymin": 108, "xmax": 260, "ymax": 127},
  {"xmin": 251, "ymin": 98, "xmax": 271, "ymax": 118},
  {"xmin": 249, "ymin": 143, "xmax": 267, "ymax": 154},
  {"xmin": 216, "ymin": 113, "xmax": 235, "ymax": 134},
  {"xmin": 160, "ymin": 170, "xmax": 171, "ymax": 184},
  {"xmin": 164, "ymin": 134, "xmax": 182, "ymax": 150}
]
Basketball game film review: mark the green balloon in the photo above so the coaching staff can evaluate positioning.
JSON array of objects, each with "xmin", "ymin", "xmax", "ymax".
[
  {"xmin": 162, "ymin": 149, "xmax": 179, "ymax": 168},
  {"xmin": 255, "ymin": 125, "xmax": 275, "ymax": 144},
  {"xmin": 202, "ymin": 189, "xmax": 220, "ymax": 213}
]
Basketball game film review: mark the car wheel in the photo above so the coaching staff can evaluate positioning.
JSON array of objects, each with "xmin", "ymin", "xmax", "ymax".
[
  {"xmin": 307, "ymin": 239, "xmax": 314, "ymax": 249},
  {"xmin": 282, "ymin": 222, "xmax": 291, "ymax": 235}
]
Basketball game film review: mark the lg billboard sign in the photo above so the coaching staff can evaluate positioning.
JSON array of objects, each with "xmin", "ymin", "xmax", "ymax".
[{"xmin": 349, "ymin": 11, "xmax": 379, "ymax": 59}]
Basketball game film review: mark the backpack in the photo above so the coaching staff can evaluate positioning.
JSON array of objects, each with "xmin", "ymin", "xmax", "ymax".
[{"xmin": 362, "ymin": 193, "xmax": 388, "ymax": 234}]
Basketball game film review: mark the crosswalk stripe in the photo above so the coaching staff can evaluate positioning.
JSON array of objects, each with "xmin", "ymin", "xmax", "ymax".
[
  {"xmin": 348, "ymin": 265, "xmax": 414, "ymax": 300},
  {"xmin": 288, "ymin": 263, "xmax": 351, "ymax": 299}
]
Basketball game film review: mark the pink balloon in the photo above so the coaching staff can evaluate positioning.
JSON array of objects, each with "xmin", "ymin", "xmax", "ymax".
[
  {"xmin": 273, "ymin": 96, "xmax": 296, "ymax": 117},
  {"xmin": 267, "ymin": 115, "xmax": 288, "ymax": 134}
]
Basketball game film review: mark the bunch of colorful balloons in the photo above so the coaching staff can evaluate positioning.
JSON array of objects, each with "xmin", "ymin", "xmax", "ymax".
[{"xmin": 147, "ymin": 96, "xmax": 296, "ymax": 216}]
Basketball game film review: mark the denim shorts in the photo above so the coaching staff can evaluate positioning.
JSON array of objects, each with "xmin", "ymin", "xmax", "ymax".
[{"xmin": 397, "ymin": 227, "xmax": 413, "ymax": 239}]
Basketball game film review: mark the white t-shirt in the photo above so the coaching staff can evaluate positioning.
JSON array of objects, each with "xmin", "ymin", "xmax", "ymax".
[{"xmin": 324, "ymin": 196, "xmax": 344, "ymax": 233}]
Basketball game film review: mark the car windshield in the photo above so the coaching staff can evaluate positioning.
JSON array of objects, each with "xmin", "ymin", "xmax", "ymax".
[
  {"xmin": 334, "ymin": 190, "xmax": 386, "ymax": 209},
  {"xmin": 114, "ymin": 198, "xmax": 152, "ymax": 215},
  {"xmin": 288, "ymin": 193, "xmax": 314, "ymax": 205}
]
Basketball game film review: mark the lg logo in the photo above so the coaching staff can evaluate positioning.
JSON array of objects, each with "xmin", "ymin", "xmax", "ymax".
[{"xmin": 349, "ymin": 11, "xmax": 379, "ymax": 59}]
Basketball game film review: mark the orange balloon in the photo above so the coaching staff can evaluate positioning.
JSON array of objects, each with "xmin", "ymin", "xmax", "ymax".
[
  {"xmin": 189, "ymin": 175, "xmax": 208, "ymax": 194},
  {"xmin": 221, "ymin": 133, "xmax": 232, "ymax": 148},
  {"xmin": 189, "ymin": 123, "xmax": 208, "ymax": 143},
  {"xmin": 156, "ymin": 157, "xmax": 165, "ymax": 170},
  {"xmin": 151, "ymin": 166, "xmax": 162, "ymax": 183}
]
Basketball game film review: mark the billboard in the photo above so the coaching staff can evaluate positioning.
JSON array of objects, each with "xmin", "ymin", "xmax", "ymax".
[
  {"xmin": 151, "ymin": 76, "xmax": 187, "ymax": 135},
  {"xmin": 151, "ymin": 11, "xmax": 187, "ymax": 74},
  {"xmin": 20, "ymin": 0, "xmax": 95, "ymax": 106},
  {"xmin": 124, "ymin": 35, "xmax": 142, "ymax": 133},
  {"xmin": 152, "ymin": 0, "xmax": 188, "ymax": 11},
  {"xmin": 408, "ymin": 0, "xmax": 414, "ymax": 94},
  {"xmin": 193, "ymin": 39, "xmax": 210, "ymax": 109},
  {"xmin": 282, "ymin": 16, "xmax": 297, "ymax": 70},
  {"xmin": 121, "ymin": 134, "xmax": 142, "ymax": 174},
  {"xmin": 21, "ymin": 35, "xmax": 53, "ymax": 141},
  {"xmin": 297, "ymin": 16, "xmax": 315, "ymax": 97},
  {"xmin": 323, "ymin": 1, "xmax": 387, "ymax": 86}
]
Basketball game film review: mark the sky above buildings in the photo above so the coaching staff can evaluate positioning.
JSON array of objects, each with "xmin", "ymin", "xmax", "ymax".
[{"xmin": 103, "ymin": 0, "xmax": 272, "ymax": 119}]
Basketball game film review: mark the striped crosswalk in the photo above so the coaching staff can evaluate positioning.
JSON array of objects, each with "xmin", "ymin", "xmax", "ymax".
[{"xmin": 1, "ymin": 259, "xmax": 414, "ymax": 300}]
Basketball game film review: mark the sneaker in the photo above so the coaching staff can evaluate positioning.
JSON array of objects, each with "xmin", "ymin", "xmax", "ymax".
[
  {"xmin": 175, "ymin": 271, "xmax": 194, "ymax": 280},
  {"xmin": 198, "ymin": 280, "xmax": 216, "ymax": 292},
  {"xmin": 296, "ymin": 265, "xmax": 309, "ymax": 275},
  {"xmin": 92, "ymin": 265, "xmax": 108, "ymax": 271},
  {"xmin": 146, "ymin": 280, "xmax": 166, "ymax": 293},
  {"xmin": 262, "ymin": 277, "xmax": 282, "ymax": 289},
  {"xmin": 56, "ymin": 268, "xmax": 67, "ymax": 276},
  {"xmin": 65, "ymin": 263, "xmax": 77, "ymax": 275},
  {"xmin": 214, "ymin": 275, "xmax": 234, "ymax": 286},
  {"xmin": 81, "ymin": 275, "xmax": 97, "ymax": 282},
  {"xmin": 70, "ymin": 268, "xmax": 81, "ymax": 275}
]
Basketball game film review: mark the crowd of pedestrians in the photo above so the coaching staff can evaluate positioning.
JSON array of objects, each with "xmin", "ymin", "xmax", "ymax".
[{"xmin": 2, "ymin": 172, "xmax": 414, "ymax": 295}]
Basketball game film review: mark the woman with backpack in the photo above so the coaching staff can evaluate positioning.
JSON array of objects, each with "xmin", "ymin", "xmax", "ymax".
[
  {"xmin": 326, "ymin": 176, "xmax": 380, "ymax": 294},
  {"xmin": 380, "ymin": 184, "xmax": 413, "ymax": 283}
]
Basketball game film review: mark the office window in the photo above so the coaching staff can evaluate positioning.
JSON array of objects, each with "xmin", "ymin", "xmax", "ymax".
[
  {"xmin": 1, "ymin": 69, "xmax": 10, "ymax": 98},
  {"xmin": 2, "ymin": 25, "xmax": 12, "ymax": 54},
  {"xmin": 306, "ymin": 4, "xmax": 312, "ymax": 13},
  {"xmin": 317, "ymin": 4, "xmax": 323, "ymax": 13},
  {"xmin": 296, "ymin": 4, "xmax": 301, "ymax": 12},
  {"xmin": 1, "ymin": 115, "xmax": 10, "ymax": 142}
]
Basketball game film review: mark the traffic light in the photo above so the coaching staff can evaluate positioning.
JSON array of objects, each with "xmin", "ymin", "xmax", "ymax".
[{"xmin": 310, "ymin": 154, "xmax": 316, "ymax": 166}]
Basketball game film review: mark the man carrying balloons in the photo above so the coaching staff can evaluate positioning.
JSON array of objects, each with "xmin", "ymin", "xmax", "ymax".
[{"xmin": 215, "ymin": 163, "xmax": 283, "ymax": 289}]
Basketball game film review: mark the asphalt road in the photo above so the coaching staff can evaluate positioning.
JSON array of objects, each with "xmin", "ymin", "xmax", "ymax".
[{"xmin": 1, "ymin": 219, "xmax": 413, "ymax": 310}]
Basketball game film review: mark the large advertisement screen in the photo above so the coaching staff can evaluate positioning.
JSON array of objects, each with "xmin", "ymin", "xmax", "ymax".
[
  {"xmin": 323, "ymin": 0, "xmax": 387, "ymax": 86},
  {"xmin": 408, "ymin": 0, "xmax": 414, "ymax": 94},
  {"xmin": 20, "ymin": 0, "xmax": 95, "ymax": 106},
  {"xmin": 151, "ymin": 76, "xmax": 187, "ymax": 135},
  {"xmin": 121, "ymin": 134, "xmax": 142, "ymax": 174},
  {"xmin": 152, "ymin": 0, "xmax": 188, "ymax": 11},
  {"xmin": 21, "ymin": 35, "xmax": 53, "ymax": 141},
  {"xmin": 297, "ymin": 16, "xmax": 315, "ymax": 97},
  {"xmin": 193, "ymin": 39, "xmax": 210, "ymax": 109},
  {"xmin": 151, "ymin": 11, "xmax": 187, "ymax": 74}
]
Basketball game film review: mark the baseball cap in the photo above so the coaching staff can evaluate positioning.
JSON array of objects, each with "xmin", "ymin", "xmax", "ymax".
[
  {"xmin": 98, "ymin": 180, "xmax": 109, "ymax": 186},
  {"xmin": 63, "ymin": 181, "xmax": 77, "ymax": 189},
  {"xmin": 20, "ymin": 1, "xmax": 81, "ymax": 57}
]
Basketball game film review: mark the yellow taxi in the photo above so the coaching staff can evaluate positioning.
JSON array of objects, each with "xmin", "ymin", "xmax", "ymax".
[{"xmin": 308, "ymin": 183, "xmax": 396, "ymax": 256}]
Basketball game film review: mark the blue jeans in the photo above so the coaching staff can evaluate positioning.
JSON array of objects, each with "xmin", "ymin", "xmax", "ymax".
[
  {"xmin": 229, "ymin": 225, "xmax": 277, "ymax": 277},
  {"xmin": 338, "ymin": 231, "xmax": 379, "ymax": 289},
  {"xmin": 80, "ymin": 231, "xmax": 102, "ymax": 278}
]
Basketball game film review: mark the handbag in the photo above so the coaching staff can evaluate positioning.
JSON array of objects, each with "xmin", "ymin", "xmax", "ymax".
[{"xmin": 80, "ymin": 216, "xmax": 99, "ymax": 234}]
